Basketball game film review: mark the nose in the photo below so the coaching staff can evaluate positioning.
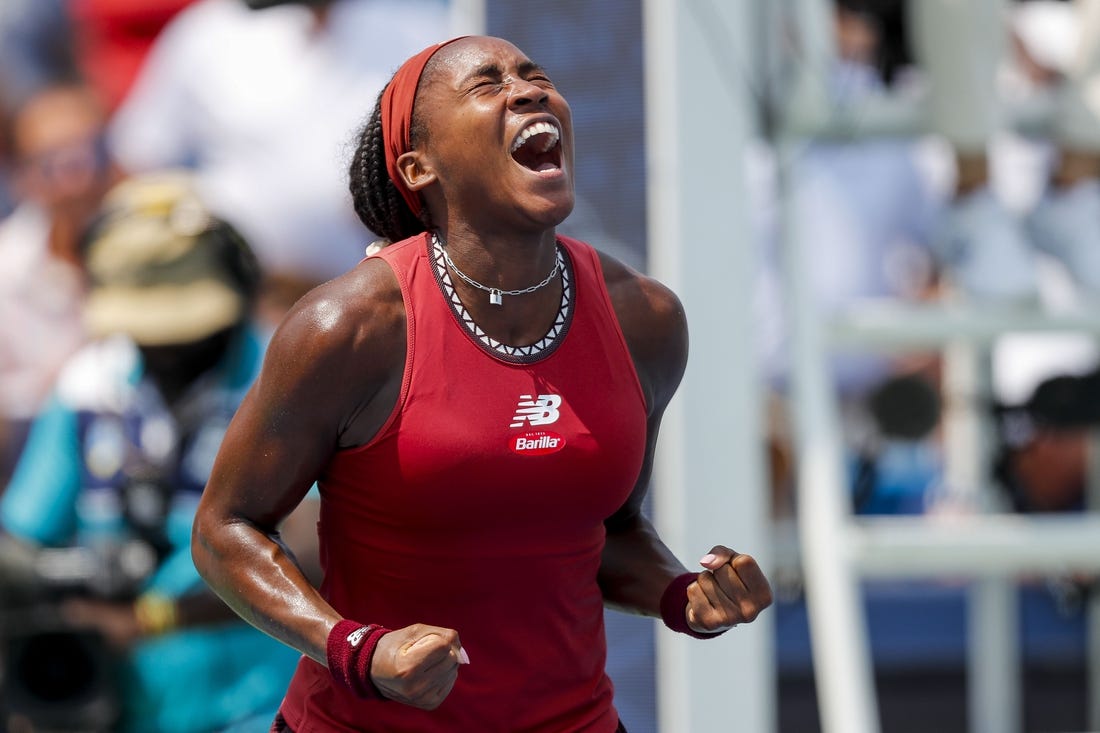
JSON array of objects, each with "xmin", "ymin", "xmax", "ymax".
[{"xmin": 507, "ymin": 78, "xmax": 549, "ymax": 110}]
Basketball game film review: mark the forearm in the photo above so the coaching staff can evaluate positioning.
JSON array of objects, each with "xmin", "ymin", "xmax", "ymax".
[
  {"xmin": 191, "ymin": 516, "xmax": 338, "ymax": 665},
  {"xmin": 598, "ymin": 513, "xmax": 689, "ymax": 616}
]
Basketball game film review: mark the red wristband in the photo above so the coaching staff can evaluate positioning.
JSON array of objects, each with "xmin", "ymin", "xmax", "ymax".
[
  {"xmin": 660, "ymin": 572, "xmax": 728, "ymax": 639},
  {"xmin": 327, "ymin": 619, "xmax": 393, "ymax": 699}
]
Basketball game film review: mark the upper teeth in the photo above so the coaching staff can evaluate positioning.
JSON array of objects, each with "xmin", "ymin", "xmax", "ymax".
[{"xmin": 511, "ymin": 122, "xmax": 560, "ymax": 153}]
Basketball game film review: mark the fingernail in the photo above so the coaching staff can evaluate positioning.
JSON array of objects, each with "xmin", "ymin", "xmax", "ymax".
[
  {"xmin": 700, "ymin": 553, "xmax": 718, "ymax": 565},
  {"xmin": 458, "ymin": 647, "xmax": 470, "ymax": 665}
]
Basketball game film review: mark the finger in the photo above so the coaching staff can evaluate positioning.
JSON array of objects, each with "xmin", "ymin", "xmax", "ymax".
[
  {"xmin": 709, "ymin": 561, "xmax": 750, "ymax": 609},
  {"xmin": 686, "ymin": 574, "xmax": 733, "ymax": 631},
  {"xmin": 701, "ymin": 549, "xmax": 774, "ymax": 614},
  {"xmin": 696, "ymin": 569, "xmax": 757, "ymax": 630},
  {"xmin": 699, "ymin": 545, "xmax": 738, "ymax": 571},
  {"xmin": 402, "ymin": 632, "xmax": 442, "ymax": 656},
  {"xmin": 398, "ymin": 674, "xmax": 452, "ymax": 710},
  {"xmin": 409, "ymin": 650, "xmax": 461, "ymax": 707},
  {"xmin": 417, "ymin": 671, "xmax": 459, "ymax": 711},
  {"xmin": 402, "ymin": 630, "xmax": 462, "ymax": 665},
  {"xmin": 403, "ymin": 629, "xmax": 465, "ymax": 675},
  {"xmin": 730, "ymin": 553, "xmax": 772, "ymax": 600},
  {"xmin": 692, "ymin": 570, "xmax": 728, "ymax": 614},
  {"xmin": 713, "ymin": 556, "xmax": 773, "ymax": 622}
]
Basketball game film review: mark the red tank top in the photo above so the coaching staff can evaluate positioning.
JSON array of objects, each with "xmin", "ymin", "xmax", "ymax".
[{"xmin": 279, "ymin": 232, "xmax": 647, "ymax": 732}]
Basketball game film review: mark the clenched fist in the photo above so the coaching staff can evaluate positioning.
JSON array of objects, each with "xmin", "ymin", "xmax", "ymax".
[
  {"xmin": 685, "ymin": 546, "xmax": 773, "ymax": 635},
  {"xmin": 370, "ymin": 624, "xmax": 470, "ymax": 710}
]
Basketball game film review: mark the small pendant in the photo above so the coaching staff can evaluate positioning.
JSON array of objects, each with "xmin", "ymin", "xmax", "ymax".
[{"xmin": 489, "ymin": 289, "xmax": 503, "ymax": 306}]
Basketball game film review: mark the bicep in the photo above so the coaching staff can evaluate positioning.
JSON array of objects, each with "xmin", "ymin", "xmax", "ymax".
[
  {"xmin": 605, "ymin": 273, "xmax": 689, "ymax": 530},
  {"xmin": 202, "ymin": 372, "xmax": 339, "ymax": 534},
  {"xmin": 200, "ymin": 265, "xmax": 402, "ymax": 533},
  {"xmin": 200, "ymin": 319, "xmax": 358, "ymax": 532}
]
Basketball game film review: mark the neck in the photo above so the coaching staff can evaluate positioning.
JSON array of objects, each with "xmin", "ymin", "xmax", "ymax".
[
  {"xmin": 436, "ymin": 225, "xmax": 559, "ymax": 286},
  {"xmin": 433, "ymin": 229, "xmax": 564, "ymax": 346}
]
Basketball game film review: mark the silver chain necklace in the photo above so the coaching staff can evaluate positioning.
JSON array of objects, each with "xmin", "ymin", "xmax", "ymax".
[{"xmin": 433, "ymin": 232, "xmax": 560, "ymax": 306}]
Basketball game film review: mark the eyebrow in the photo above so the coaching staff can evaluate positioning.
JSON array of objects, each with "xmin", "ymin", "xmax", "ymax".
[{"xmin": 518, "ymin": 60, "xmax": 548, "ymax": 77}]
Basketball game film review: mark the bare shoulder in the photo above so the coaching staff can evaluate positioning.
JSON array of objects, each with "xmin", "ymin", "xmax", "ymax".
[
  {"xmin": 597, "ymin": 252, "xmax": 685, "ymax": 333},
  {"xmin": 596, "ymin": 250, "xmax": 688, "ymax": 413},
  {"xmin": 258, "ymin": 256, "xmax": 406, "ymax": 445},
  {"xmin": 271, "ymin": 257, "xmax": 402, "ymax": 364}
]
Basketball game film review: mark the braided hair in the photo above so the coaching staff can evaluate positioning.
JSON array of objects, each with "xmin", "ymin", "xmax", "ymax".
[{"xmin": 349, "ymin": 86, "xmax": 433, "ymax": 244}]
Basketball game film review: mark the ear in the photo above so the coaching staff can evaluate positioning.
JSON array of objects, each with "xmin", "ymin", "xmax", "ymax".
[{"xmin": 395, "ymin": 150, "xmax": 436, "ymax": 192}]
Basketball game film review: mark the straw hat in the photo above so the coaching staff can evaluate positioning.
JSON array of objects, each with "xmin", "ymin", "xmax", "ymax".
[{"xmin": 83, "ymin": 172, "xmax": 260, "ymax": 346}]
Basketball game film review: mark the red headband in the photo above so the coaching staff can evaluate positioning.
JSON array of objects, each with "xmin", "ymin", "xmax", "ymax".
[{"xmin": 381, "ymin": 36, "xmax": 468, "ymax": 218}]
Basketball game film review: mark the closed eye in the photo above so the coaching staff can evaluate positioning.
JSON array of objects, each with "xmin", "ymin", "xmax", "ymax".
[{"xmin": 464, "ymin": 78, "xmax": 504, "ymax": 96}]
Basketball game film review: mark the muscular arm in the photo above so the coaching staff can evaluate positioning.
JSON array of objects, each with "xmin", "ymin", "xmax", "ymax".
[
  {"xmin": 597, "ymin": 254, "xmax": 772, "ymax": 632},
  {"xmin": 191, "ymin": 260, "xmax": 405, "ymax": 665},
  {"xmin": 597, "ymin": 255, "xmax": 691, "ymax": 615}
]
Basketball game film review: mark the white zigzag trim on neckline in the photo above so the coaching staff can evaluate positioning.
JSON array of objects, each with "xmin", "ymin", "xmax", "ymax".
[{"xmin": 432, "ymin": 236, "xmax": 572, "ymax": 361}]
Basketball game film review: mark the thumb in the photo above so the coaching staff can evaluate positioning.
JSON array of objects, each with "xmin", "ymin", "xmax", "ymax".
[
  {"xmin": 401, "ymin": 632, "xmax": 441, "ymax": 655},
  {"xmin": 699, "ymin": 545, "xmax": 738, "ymax": 571},
  {"xmin": 402, "ymin": 631, "xmax": 471, "ymax": 666}
]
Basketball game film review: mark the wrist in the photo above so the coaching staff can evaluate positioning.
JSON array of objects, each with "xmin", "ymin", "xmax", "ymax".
[
  {"xmin": 660, "ymin": 572, "xmax": 728, "ymax": 639},
  {"xmin": 327, "ymin": 619, "xmax": 392, "ymax": 699}
]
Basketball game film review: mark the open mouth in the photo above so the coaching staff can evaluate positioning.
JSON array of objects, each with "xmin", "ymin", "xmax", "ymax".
[{"xmin": 510, "ymin": 121, "xmax": 562, "ymax": 173}]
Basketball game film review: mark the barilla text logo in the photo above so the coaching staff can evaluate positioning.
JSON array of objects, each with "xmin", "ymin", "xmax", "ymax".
[{"xmin": 511, "ymin": 430, "xmax": 566, "ymax": 456}]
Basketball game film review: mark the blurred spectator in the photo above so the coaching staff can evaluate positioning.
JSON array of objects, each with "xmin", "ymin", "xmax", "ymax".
[
  {"xmin": 0, "ymin": 0, "xmax": 77, "ymax": 221},
  {"xmin": 69, "ymin": 0, "xmax": 199, "ymax": 113},
  {"xmin": 994, "ymin": 370, "xmax": 1098, "ymax": 513},
  {"xmin": 108, "ymin": 0, "xmax": 451, "ymax": 320},
  {"xmin": 0, "ymin": 89, "xmax": 15, "ymax": 220},
  {"xmin": 755, "ymin": 0, "xmax": 944, "ymax": 517},
  {"xmin": 905, "ymin": 0, "xmax": 1100, "ymax": 521},
  {"xmin": 0, "ymin": 83, "xmax": 119, "ymax": 487},
  {"xmin": 763, "ymin": 0, "xmax": 1100, "ymax": 518},
  {"xmin": 911, "ymin": 0, "xmax": 1100, "ymax": 307},
  {"xmin": 757, "ymin": 0, "xmax": 940, "ymax": 391},
  {"xmin": 0, "ymin": 172, "xmax": 302, "ymax": 732}
]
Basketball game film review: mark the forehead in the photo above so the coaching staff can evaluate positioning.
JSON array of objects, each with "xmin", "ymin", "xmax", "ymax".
[{"xmin": 431, "ymin": 36, "xmax": 535, "ymax": 83}]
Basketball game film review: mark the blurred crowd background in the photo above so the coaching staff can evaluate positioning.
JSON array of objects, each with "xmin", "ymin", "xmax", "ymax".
[{"xmin": 0, "ymin": 0, "xmax": 1097, "ymax": 731}]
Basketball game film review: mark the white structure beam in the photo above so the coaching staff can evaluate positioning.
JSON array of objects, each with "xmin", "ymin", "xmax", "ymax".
[{"xmin": 644, "ymin": 2, "xmax": 775, "ymax": 732}]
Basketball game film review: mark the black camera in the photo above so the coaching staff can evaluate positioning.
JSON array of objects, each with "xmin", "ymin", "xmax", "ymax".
[
  {"xmin": 0, "ymin": 536, "xmax": 160, "ymax": 732},
  {"xmin": 0, "ymin": 475, "xmax": 169, "ymax": 733}
]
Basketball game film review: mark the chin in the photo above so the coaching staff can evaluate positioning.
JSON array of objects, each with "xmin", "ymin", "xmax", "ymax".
[{"xmin": 525, "ymin": 195, "xmax": 575, "ymax": 230}]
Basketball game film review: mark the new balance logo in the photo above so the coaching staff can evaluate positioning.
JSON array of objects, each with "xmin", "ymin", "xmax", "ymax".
[
  {"xmin": 346, "ymin": 626, "xmax": 369, "ymax": 647},
  {"xmin": 509, "ymin": 394, "xmax": 562, "ymax": 428}
]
